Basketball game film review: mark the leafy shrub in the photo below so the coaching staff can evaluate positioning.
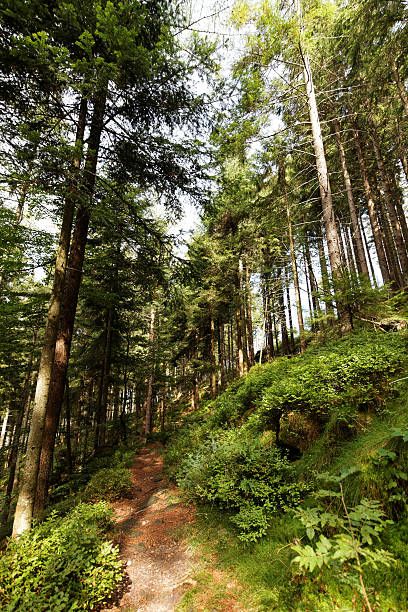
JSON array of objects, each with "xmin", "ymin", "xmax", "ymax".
[
  {"xmin": 85, "ymin": 447, "xmax": 136, "ymax": 474},
  {"xmin": 82, "ymin": 466, "xmax": 132, "ymax": 502},
  {"xmin": 203, "ymin": 332, "xmax": 406, "ymax": 443},
  {"xmin": 0, "ymin": 502, "xmax": 124, "ymax": 611},
  {"xmin": 177, "ymin": 429, "xmax": 308, "ymax": 541},
  {"xmin": 292, "ymin": 476, "xmax": 395, "ymax": 611}
]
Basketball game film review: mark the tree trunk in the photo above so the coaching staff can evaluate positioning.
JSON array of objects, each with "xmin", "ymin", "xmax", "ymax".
[
  {"xmin": 238, "ymin": 259, "xmax": 248, "ymax": 373},
  {"xmin": 392, "ymin": 61, "xmax": 408, "ymax": 117},
  {"xmin": 218, "ymin": 321, "xmax": 226, "ymax": 388},
  {"xmin": 65, "ymin": 379, "xmax": 73, "ymax": 474},
  {"xmin": 0, "ymin": 406, "xmax": 9, "ymax": 451},
  {"xmin": 12, "ymin": 97, "xmax": 88, "ymax": 537},
  {"xmin": 236, "ymin": 307, "xmax": 245, "ymax": 377},
  {"xmin": 360, "ymin": 215, "xmax": 378, "ymax": 288},
  {"xmin": 354, "ymin": 129, "xmax": 392, "ymax": 286},
  {"xmin": 210, "ymin": 317, "xmax": 217, "ymax": 398},
  {"xmin": 371, "ymin": 127, "xmax": 408, "ymax": 284},
  {"xmin": 94, "ymin": 308, "xmax": 113, "ymax": 450},
  {"xmin": 144, "ymin": 303, "xmax": 156, "ymax": 436},
  {"xmin": 334, "ymin": 119, "xmax": 369, "ymax": 278},
  {"xmin": 304, "ymin": 238, "xmax": 321, "ymax": 326},
  {"xmin": 245, "ymin": 266, "xmax": 255, "ymax": 367},
  {"xmin": 284, "ymin": 266, "xmax": 295, "ymax": 352},
  {"xmin": 277, "ymin": 268, "xmax": 290, "ymax": 354},
  {"xmin": 32, "ymin": 93, "xmax": 106, "ymax": 520},
  {"xmin": 296, "ymin": 6, "xmax": 350, "ymax": 330},
  {"xmin": 287, "ymin": 206, "xmax": 305, "ymax": 351}
]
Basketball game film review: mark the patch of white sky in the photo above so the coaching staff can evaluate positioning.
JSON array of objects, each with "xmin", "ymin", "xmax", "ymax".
[
  {"xmin": 166, "ymin": 0, "xmax": 284, "ymax": 253},
  {"xmin": 158, "ymin": 0, "xmax": 240, "ymax": 253}
]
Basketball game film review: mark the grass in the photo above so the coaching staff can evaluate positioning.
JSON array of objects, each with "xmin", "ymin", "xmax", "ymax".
[
  {"xmin": 177, "ymin": 506, "xmax": 365, "ymax": 611},
  {"xmin": 175, "ymin": 379, "xmax": 408, "ymax": 610}
]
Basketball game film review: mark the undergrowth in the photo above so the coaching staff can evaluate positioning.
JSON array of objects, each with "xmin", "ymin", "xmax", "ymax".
[
  {"xmin": 0, "ymin": 444, "xmax": 136, "ymax": 610},
  {"xmin": 0, "ymin": 502, "xmax": 124, "ymax": 611},
  {"xmin": 167, "ymin": 329, "xmax": 408, "ymax": 609}
]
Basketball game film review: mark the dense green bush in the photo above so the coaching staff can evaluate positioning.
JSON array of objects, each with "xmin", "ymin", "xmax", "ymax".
[
  {"xmin": 177, "ymin": 429, "xmax": 308, "ymax": 541},
  {"xmin": 167, "ymin": 331, "xmax": 407, "ymax": 543},
  {"xmin": 82, "ymin": 466, "xmax": 133, "ymax": 502},
  {"xmin": 202, "ymin": 331, "xmax": 406, "ymax": 439},
  {"xmin": 0, "ymin": 502, "xmax": 124, "ymax": 611},
  {"xmin": 48, "ymin": 448, "xmax": 134, "ymax": 516}
]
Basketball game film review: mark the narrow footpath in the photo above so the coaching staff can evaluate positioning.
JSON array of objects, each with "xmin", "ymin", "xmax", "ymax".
[{"xmin": 107, "ymin": 444, "xmax": 196, "ymax": 611}]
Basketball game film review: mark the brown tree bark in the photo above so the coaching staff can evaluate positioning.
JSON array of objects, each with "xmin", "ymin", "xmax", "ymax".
[
  {"xmin": 94, "ymin": 307, "xmax": 113, "ymax": 450},
  {"xmin": 354, "ymin": 129, "xmax": 392, "ymax": 286},
  {"xmin": 210, "ymin": 317, "xmax": 217, "ymax": 398},
  {"xmin": 317, "ymin": 233, "xmax": 334, "ymax": 319},
  {"xmin": 371, "ymin": 127, "xmax": 408, "ymax": 283},
  {"xmin": 12, "ymin": 97, "xmax": 88, "ymax": 537},
  {"xmin": 296, "ymin": 2, "xmax": 350, "ymax": 330},
  {"xmin": 360, "ymin": 216, "xmax": 378, "ymax": 288},
  {"xmin": 144, "ymin": 303, "xmax": 156, "ymax": 436},
  {"xmin": 334, "ymin": 119, "xmax": 369, "ymax": 278},
  {"xmin": 235, "ymin": 306, "xmax": 245, "ymax": 377},
  {"xmin": 277, "ymin": 268, "xmax": 290, "ymax": 354},
  {"xmin": 31, "ymin": 93, "xmax": 106, "ymax": 519},
  {"xmin": 392, "ymin": 60, "xmax": 408, "ymax": 117},
  {"xmin": 287, "ymin": 208, "xmax": 305, "ymax": 351},
  {"xmin": 245, "ymin": 266, "xmax": 255, "ymax": 367},
  {"xmin": 284, "ymin": 266, "xmax": 295, "ymax": 352},
  {"xmin": 304, "ymin": 238, "xmax": 321, "ymax": 325}
]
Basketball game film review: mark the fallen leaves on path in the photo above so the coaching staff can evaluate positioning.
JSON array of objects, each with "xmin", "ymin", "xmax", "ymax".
[{"xmin": 104, "ymin": 444, "xmax": 196, "ymax": 612}]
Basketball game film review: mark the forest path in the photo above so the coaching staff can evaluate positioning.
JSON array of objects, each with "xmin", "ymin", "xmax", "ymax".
[{"xmin": 107, "ymin": 443, "xmax": 196, "ymax": 611}]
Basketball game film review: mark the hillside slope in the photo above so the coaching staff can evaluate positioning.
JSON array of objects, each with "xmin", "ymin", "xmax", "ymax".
[{"xmin": 167, "ymin": 330, "xmax": 408, "ymax": 610}]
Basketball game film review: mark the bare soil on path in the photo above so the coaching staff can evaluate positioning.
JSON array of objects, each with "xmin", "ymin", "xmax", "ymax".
[{"xmin": 106, "ymin": 443, "xmax": 196, "ymax": 611}]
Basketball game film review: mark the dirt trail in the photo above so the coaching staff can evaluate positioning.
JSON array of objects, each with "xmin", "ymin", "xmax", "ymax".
[{"xmin": 107, "ymin": 444, "xmax": 196, "ymax": 611}]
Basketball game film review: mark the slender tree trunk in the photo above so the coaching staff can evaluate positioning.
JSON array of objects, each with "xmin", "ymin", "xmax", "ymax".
[
  {"xmin": 0, "ymin": 406, "xmax": 9, "ymax": 450},
  {"xmin": 378, "ymin": 202, "xmax": 403, "ymax": 287},
  {"xmin": 94, "ymin": 308, "xmax": 113, "ymax": 450},
  {"xmin": 238, "ymin": 259, "xmax": 248, "ymax": 373},
  {"xmin": 344, "ymin": 226, "xmax": 357, "ymax": 276},
  {"xmin": 65, "ymin": 379, "xmax": 73, "ymax": 474},
  {"xmin": 218, "ymin": 321, "xmax": 226, "ymax": 388},
  {"xmin": 371, "ymin": 127, "xmax": 408, "ymax": 283},
  {"xmin": 263, "ymin": 273, "xmax": 275, "ymax": 359},
  {"xmin": 284, "ymin": 266, "xmax": 295, "ymax": 352},
  {"xmin": 360, "ymin": 216, "xmax": 378, "ymax": 288},
  {"xmin": 392, "ymin": 61, "xmax": 408, "ymax": 117},
  {"xmin": 277, "ymin": 268, "xmax": 290, "ymax": 354},
  {"xmin": 12, "ymin": 98, "xmax": 88, "ymax": 537},
  {"xmin": 354, "ymin": 129, "xmax": 392, "ymax": 286},
  {"xmin": 245, "ymin": 267, "xmax": 255, "ymax": 367},
  {"xmin": 394, "ymin": 118, "xmax": 408, "ymax": 181},
  {"xmin": 334, "ymin": 119, "xmax": 369, "ymax": 278},
  {"xmin": 210, "ymin": 317, "xmax": 217, "ymax": 398},
  {"xmin": 1, "ymin": 340, "xmax": 36, "ymax": 526},
  {"xmin": 303, "ymin": 248, "xmax": 314, "ymax": 323},
  {"xmin": 236, "ymin": 306, "xmax": 245, "ymax": 377},
  {"xmin": 304, "ymin": 238, "xmax": 321, "ymax": 325},
  {"xmin": 296, "ymin": 3, "xmax": 350, "ymax": 330},
  {"xmin": 144, "ymin": 303, "xmax": 156, "ymax": 436},
  {"xmin": 287, "ymin": 205, "xmax": 305, "ymax": 351}
]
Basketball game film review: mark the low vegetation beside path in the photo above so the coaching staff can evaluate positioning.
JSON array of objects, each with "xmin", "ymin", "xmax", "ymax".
[{"xmin": 167, "ymin": 330, "xmax": 408, "ymax": 610}]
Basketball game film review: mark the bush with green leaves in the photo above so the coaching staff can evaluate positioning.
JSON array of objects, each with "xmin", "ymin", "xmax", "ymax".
[
  {"xmin": 0, "ymin": 502, "xmax": 124, "ymax": 611},
  {"xmin": 291, "ymin": 475, "xmax": 395, "ymax": 611},
  {"xmin": 82, "ymin": 466, "xmax": 133, "ymax": 502},
  {"xmin": 177, "ymin": 429, "xmax": 308, "ymax": 541}
]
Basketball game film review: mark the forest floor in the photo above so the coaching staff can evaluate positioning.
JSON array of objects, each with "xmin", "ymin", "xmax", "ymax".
[
  {"xmin": 106, "ymin": 443, "xmax": 244, "ymax": 611},
  {"xmin": 105, "ymin": 443, "xmax": 196, "ymax": 611}
]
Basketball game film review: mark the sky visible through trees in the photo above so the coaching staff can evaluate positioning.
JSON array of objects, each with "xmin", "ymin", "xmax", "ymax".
[{"xmin": 0, "ymin": 1, "xmax": 407, "ymax": 607}]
